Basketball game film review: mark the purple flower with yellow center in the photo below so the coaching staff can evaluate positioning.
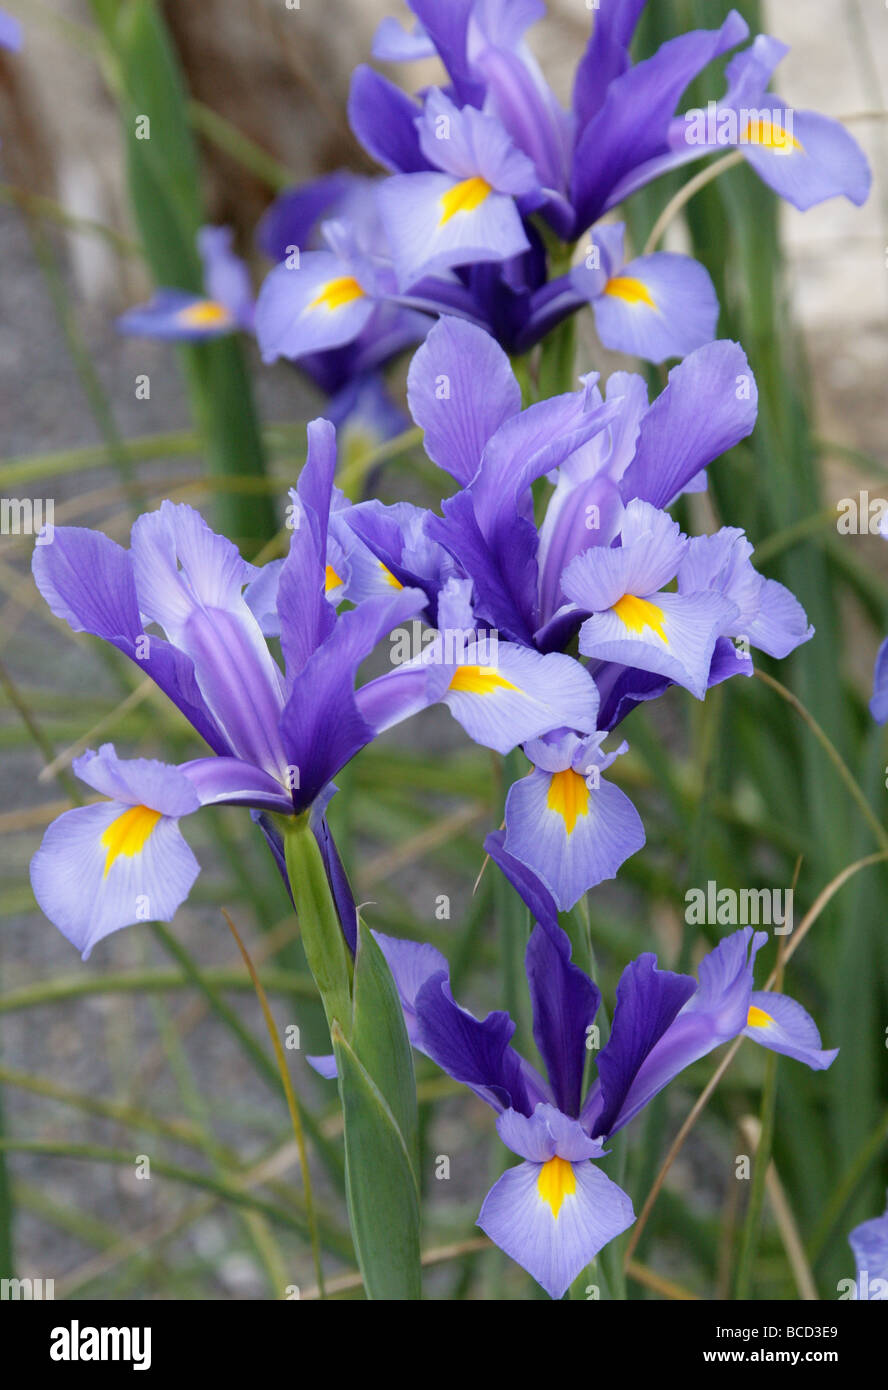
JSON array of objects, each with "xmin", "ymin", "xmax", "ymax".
[
  {"xmin": 376, "ymin": 316, "xmax": 812, "ymax": 898},
  {"xmin": 412, "ymin": 317, "xmax": 810, "ymax": 695},
  {"xmin": 28, "ymin": 417, "xmax": 430, "ymax": 956},
  {"xmin": 256, "ymin": 198, "xmax": 463, "ymax": 369},
  {"xmin": 256, "ymin": 172, "xmax": 430, "ymax": 394},
  {"xmin": 313, "ymin": 919, "xmax": 836, "ymax": 1299},
  {"xmin": 362, "ymin": 3, "xmax": 870, "ymax": 237},
  {"xmin": 340, "ymin": 2, "xmax": 869, "ymax": 361},
  {"xmin": 30, "ymin": 412, "xmax": 609, "ymax": 955},
  {"xmin": 117, "ymin": 227, "xmax": 254, "ymax": 340},
  {"xmin": 637, "ymin": 34, "xmax": 872, "ymax": 215}
]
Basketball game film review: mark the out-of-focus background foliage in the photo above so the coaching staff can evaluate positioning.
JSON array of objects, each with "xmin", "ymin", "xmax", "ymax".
[{"xmin": 0, "ymin": 0, "xmax": 886, "ymax": 1300}]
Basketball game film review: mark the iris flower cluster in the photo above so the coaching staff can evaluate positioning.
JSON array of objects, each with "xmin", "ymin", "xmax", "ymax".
[
  {"xmin": 31, "ymin": 313, "xmax": 813, "ymax": 953},
  {"xmin": 24, "ymin": 0, "xmax": 866, "ymax": 1299},
  {"xmin": 115, "ymin": 1, "xmax": 869, "ymax": 443}
]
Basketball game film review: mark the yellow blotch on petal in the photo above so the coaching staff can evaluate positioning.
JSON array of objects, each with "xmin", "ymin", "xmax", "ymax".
[
  {"xmin": 547, "ymin": 768, "xmax": 590, "ymax": 835},
  {"xmin": 747, "ymin": 1004, "xmax": 774, "ymax": 1030},
  {"xmin": 380, "ymin": 562, "xmax": 403, "ymax": 589},
  {"xmin": 743, "ymin": 117, "xmax": 802, "ymax": 153},
  {"xmin": 439, "ymin": 175, "xmax": 493, "ymax": 225},
  {"xmin": 308, "ymin": 276, "xmax": 366, "ymax": 313},
  {"xmin": 603, "ymin": 276, "xmax": 657, "ymax": 311},
  {"xmin": 324, "ymin": 565, "xmax": 343, "ymax": 594},
  {"xmin": 537, "ymin": 1155, "xmax": 576, "ymax": 1220},
  {"xmin": 101, "ymin": 805, "xmax": 163, "ymax": 878},
  {"xmin": 612, "ymin": 593, "xmax": 668, "ymax": 644},
  {"xmin": 448, "ymin": 665, "xmax": 518, "ymax": 696},
  {"xmin": 177, "ymin": 299, "xmax": 233, "ymax": 329}
]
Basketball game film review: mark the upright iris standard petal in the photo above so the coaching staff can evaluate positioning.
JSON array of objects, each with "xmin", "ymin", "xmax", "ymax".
[
  {"xmin": 130, "ymin": 500, "xmax": 288, "ymax": 779},
  {"xmin": 348, "ymin": 66, "xmax": 430, "ymax": 174},
  {"xmin": 279, "ymin": 586, "xmax": 427, "ymax": 809},
  {"xmin": 32, "ymin": 526, "xmax": 227, "ymax": 755},
  {"xmin": 484, "ymin": 829, "xmax": 560, "ymax": 932},
  {"xmin": 526, "ymin": 925, "xmax": 600, "ymax": 1118},
  {"xmin": 30, "ymin": 746, "xmax": 201, "ymax": 959},
  {"xmin": 587, "ymin": 954, "xmax": 697, "ymax": 1138},
  {"xmin": 589, "ymin": 928, "xmax": 768, "ymax": 1135},
  {"xmin": 406, "ymin": 315, "xmax": 521, "ymax": 486},
  {"xmin": 198, "ymin": 225, "xmax": 255, "ymax": 331},
  {"xmin": 571, "ymin": 11, "xmax": 749, "ymax": 229},
  {"xmin": 618, "ymin": 340, "xmax": 758, "ymax": 508}
]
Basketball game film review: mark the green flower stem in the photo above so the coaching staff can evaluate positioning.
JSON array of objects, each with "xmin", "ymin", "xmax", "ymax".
[
  {"xmin": 733, "ymin": 1047, "xmax": 779, "ymax": 1298},
  {"xmin": 279, "ymin": 813, "xmax": 354, "ymax": 1035},
  {"xmin": 537, "ymin": 315, "xmax": 577, "ymax": 401}
]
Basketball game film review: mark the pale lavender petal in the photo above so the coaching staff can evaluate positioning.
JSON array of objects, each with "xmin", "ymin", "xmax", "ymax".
[
  {"xmin": 619, "ymin": 340, "xmax": 758, "ymax": 508},
  {"xmin": 406, "ymin": 316, "xmax": 521, "ymax": 486},
  {"xmin": 590, "ymin": 253, "xmax": 718, "ymax": 363},
  {"xmin": 31, "ymin": 800, "xmax": 200, "ymax": 959},
  {"xmin": 477, "ymin": 1154, "xmax": 634, "ymax": 1300}
]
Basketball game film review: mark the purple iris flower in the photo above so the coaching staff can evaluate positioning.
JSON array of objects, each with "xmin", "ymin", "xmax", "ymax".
[
  {"xmin": 413, "ymin": 317, "xmax": 811, "ymax": 686},
  {"xmin": 312, "ymin": 918, "xmax": 836, "ymax": 1299},
  {"xmin": 28, "ymin": 418, "xmax": 429, "ymax": 958},
  {"xmin": 254, "ymin": 173, "xmax": 467, "ymax": 378},
  {"xmin": 117, "ymin": 226, "xmax": 255, "ymax": 341},
  {"xmin": 119, "ymin": 204, "xmax": 412, "ymax": 455},
  {"xmin": 365, "ymin": 1, "xmax": 869, "ymax": 233},
  {"xmin": 337, "ymin": 2, "xmax": 869, "ymax": 357},
  {"xmin": 848, "ymin": 1194, "xmax": 888, "ymax": 1300},
  {"xmin": 30, "ymin": 408, "xmax": 610, "ymax": 957},
  {"xmin": 320, "ymin": 315, "xmax": 812, "ymax": 906}
]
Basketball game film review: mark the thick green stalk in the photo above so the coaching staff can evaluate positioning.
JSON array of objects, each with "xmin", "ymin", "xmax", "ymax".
[
  {"xmin": 280, "ymin": 814, "xmax": 422, "ymax": 1299},
  {"xmin": 280, "ymin": 814, "xmax": 353, "ymax": 1034}
]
